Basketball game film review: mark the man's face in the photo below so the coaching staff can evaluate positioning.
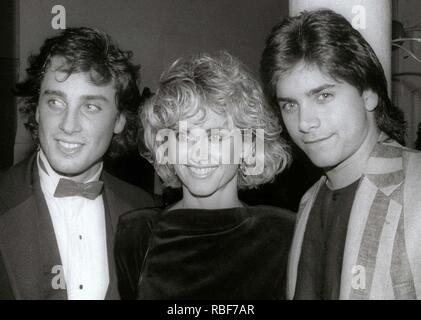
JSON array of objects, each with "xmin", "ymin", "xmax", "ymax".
[
  {"xmin": 275, "ymin": 62, "xmax": 377, "ymax": 169},
  {"xmin": 36, "ymin": 57, "xmax": 126, "ymax": 180}
]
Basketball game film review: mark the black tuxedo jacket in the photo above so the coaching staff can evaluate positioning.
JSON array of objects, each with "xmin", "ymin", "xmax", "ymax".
[{"xmin": 0, "ymin": 154, "xmax": 154, "ymax": 300}]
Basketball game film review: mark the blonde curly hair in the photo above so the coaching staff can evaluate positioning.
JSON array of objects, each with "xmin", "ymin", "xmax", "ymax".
[{"xmin": 140, "ymin": 51, "xmax": 290, "ymax": 189}]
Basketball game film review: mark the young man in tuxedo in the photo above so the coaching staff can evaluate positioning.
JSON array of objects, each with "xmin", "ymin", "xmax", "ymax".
[
  {"xmin": 0, "ymin": 27, "xmax": 154, "ymax": 299},
  {"xmin": 261, "ymin": 9, "xmax": 421, "ymax": 299}
]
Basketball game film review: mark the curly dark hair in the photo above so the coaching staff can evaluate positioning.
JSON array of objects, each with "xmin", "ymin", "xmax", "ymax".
[
  {"xmin": 15, "ymin": 27, "xmax": 141, "ymax": 157},
  {"xmin": 261, "ymin": 9, "xmax": 406, "ymax": 145}
]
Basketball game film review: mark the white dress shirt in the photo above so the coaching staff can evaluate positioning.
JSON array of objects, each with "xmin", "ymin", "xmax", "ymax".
[{"xmin": 37, "ymin": 151, "xmax": 109, "ymax": 300}]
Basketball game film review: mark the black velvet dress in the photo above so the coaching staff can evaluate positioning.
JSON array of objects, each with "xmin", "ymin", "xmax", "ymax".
[{"xmin": 115, "ymin": 206, "xmax": 295, "ymax": 300}]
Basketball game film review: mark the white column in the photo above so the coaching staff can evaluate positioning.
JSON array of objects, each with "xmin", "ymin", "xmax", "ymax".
[{"xmin": 289, "ymin": 0, "xmax": 392, "ymax": 94}]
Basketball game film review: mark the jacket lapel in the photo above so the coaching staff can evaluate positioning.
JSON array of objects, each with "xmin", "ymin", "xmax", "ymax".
[
  {"xmin": 0, "ymin": 197, "xmax": 43, "ymax": 299},
  {"xmin": 33, "ymin": 168, "xmax": 67, "ymax": 300},
  {"xmin": 340, "ymin": 135, "xmax": 407, "ymax": 299},
  {"xmin": 102, "ymin": 172, "xmax": 131, "ymax": 300},
  {"xmin": 0, "ymin": 154, "xmax": 65, "ymax": 299},
  {"xmin": 402, "ymin": 150, "xmax": 421, "ymax": 298},
  {"xmin": 287, "ymin": 177, "xmax": 325, "ymax": 299}
]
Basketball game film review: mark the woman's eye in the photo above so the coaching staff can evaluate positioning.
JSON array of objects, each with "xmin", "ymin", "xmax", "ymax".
[
  {"xmin": 176, "ymin": 132, "xmax": 197, "ymax": 143},
  {"xmin": 209, "ymin": 133, "xmax": 223, "ymax": 142},
  {"xmin": 212, "ymin": 128, "xmax": 233, "ymax": 140}
]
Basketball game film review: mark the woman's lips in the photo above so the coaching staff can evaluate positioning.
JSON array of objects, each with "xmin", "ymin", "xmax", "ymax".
[{"xmin": 186, "ymin": 165, "xmax": 218, "ymax": 178}]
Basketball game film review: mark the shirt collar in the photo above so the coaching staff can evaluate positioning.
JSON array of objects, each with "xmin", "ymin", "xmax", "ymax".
[{"xmin": 37, "ymin": 150, "xmax": 103, "ymax": 196}]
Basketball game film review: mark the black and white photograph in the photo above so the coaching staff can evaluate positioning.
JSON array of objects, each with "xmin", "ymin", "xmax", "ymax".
[{"xmin": 0, "ymin": 0, "xmax": 420, "ymax": 311}]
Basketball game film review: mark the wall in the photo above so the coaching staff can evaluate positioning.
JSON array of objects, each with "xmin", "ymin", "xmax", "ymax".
[
  {"xmin": 0, "ymin": 0, "xmax": 18, "ymax": 169},
  {"xmin": 392, "ymin": 0, "xmax": 421, "ymax": 148}
]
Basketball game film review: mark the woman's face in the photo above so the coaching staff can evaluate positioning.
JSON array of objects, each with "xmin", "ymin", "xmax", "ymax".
[{"xmin": 172, "ymin": 109, "xmax": 240, "ymax": 198}]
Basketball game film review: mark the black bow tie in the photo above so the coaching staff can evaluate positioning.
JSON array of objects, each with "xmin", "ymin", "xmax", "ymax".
[{"xmin": 54, "ymin": 178, "xmax": 104, "ymax": 200}]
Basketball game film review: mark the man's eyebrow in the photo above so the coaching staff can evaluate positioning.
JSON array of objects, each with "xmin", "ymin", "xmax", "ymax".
[
  {"xmin": 306, "ymin": 84, "xmax": 336, "ymax": 96},
  {"xmin": 42, "ymin": 89, "xmax": 67, "ymax": 99},
  {"xmin": 40, "ymin": 91, "xmax": 110, "ymax": 103},
  {"xmin": 277, "ymin": 96, "xmax": 296, "ymax": 103},
  {"xmin": 80, "ymin": 95, "xmax": 110, "ymax": 102},
  {"xmin": 277, "ymin": 84, "xmax": 337, "ymax": 103}
]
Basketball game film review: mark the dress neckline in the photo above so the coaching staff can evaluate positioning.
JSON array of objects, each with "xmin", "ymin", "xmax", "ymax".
[{"xmin": 154, "ymin": 206, "xmax": 251, "ymax": 233}]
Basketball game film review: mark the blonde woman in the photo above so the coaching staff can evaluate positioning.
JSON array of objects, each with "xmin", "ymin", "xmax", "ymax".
[{"xmin": 115, "ymin": 52, "xmax": 294, "ymax": 299}]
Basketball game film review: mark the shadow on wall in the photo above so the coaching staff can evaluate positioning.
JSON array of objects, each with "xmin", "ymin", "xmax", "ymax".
[
  {"xmin": 0, "ymin": 1, "xmax": 18, "ymax": 170},
  {"xmin": 103, "ymin": 87, "xmax": 157, "ymax": 198}
]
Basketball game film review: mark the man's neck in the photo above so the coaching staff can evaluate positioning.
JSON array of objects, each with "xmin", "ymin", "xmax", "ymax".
[
  {"xmin": 38, "ymin": 150, "xmax": 103, "ymax": 183},
  {"xmin": 325, "ymin": 127, "xmax": 380, "ymax": 190}
]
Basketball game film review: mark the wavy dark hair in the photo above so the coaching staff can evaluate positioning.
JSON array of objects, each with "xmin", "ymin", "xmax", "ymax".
[
  {"xmin": 15, "ymin": 27, "xmax": 141, "ymax": 157},
  {"xmin": 261, "ymin": 9, "xmax": 406, "ymax": 144}
]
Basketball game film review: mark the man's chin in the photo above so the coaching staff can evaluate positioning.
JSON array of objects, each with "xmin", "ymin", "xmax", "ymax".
[
  {"xmin": 309, "ymin": 157, "xmax": 339, "ymax": 170},
  {"xmin": 51, "ymin": 166, "xmax": 89, "ymax": 178},
  {"xmin": 49, "ymin": 159, "xmax": 94, "ymax": 178}
]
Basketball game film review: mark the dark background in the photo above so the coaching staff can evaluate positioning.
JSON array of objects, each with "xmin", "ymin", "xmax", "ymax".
[{"xmin": 0, "ymin": 1, "xmax": 17, "ymax": 170}]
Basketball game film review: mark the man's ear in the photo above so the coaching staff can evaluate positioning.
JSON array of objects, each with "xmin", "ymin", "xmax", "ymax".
[
  {"xmin": 113, "ymin": 113, "xmax": 127, "ymax": 134},
  {"xmin": 35, "ymin": 108, "xmax": 40, "ymax": 123},
  {"xmin": 362, "ymin": 89, "xmax": 379, "ymax": 112}
]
